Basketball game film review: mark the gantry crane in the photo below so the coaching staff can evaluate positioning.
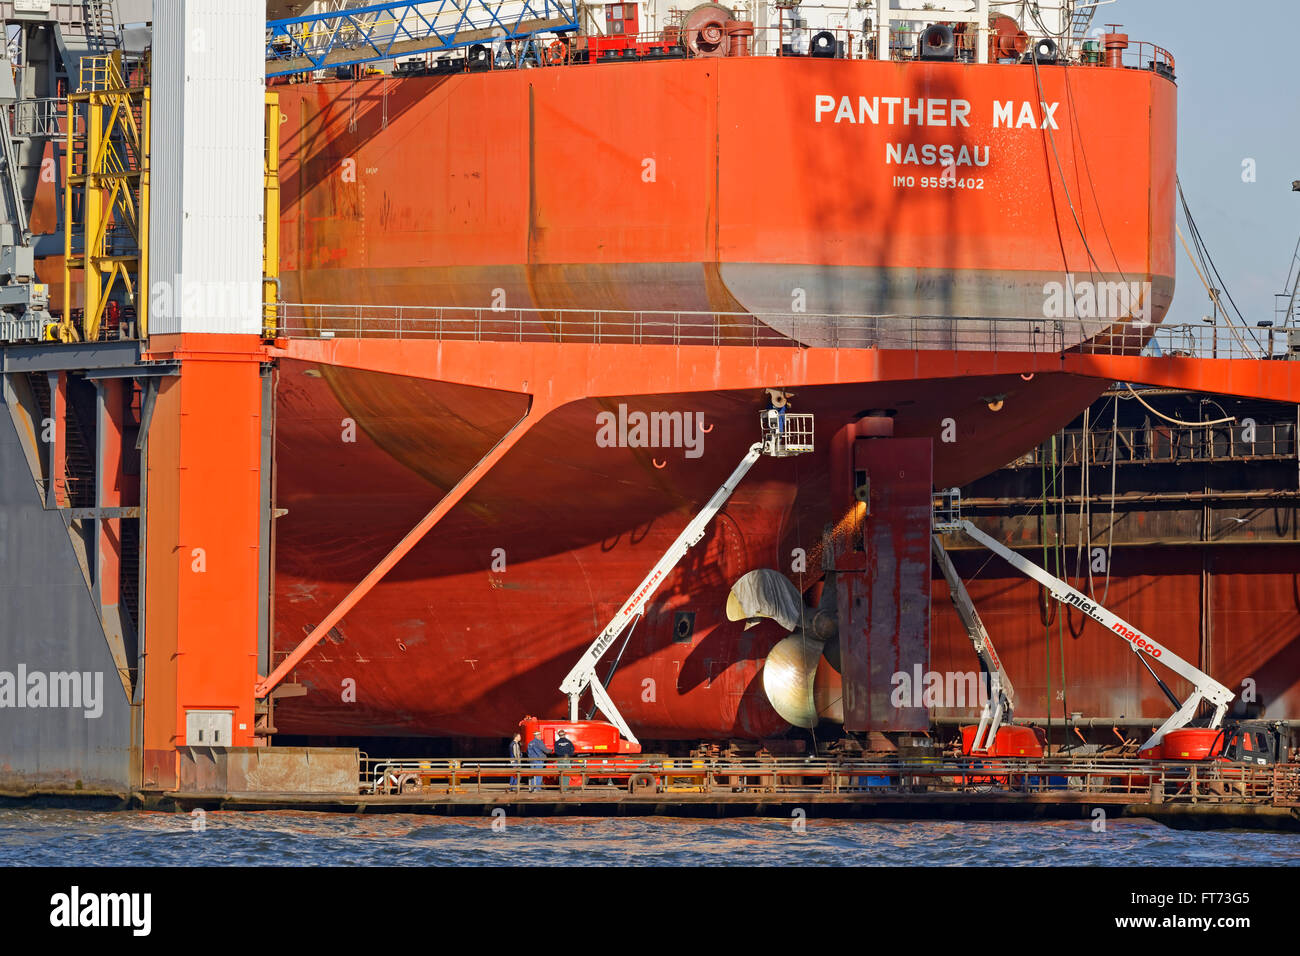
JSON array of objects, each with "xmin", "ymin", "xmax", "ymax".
[{"xmin": 265, "ymin": 0, "xmax": 581, "ymax": 76}]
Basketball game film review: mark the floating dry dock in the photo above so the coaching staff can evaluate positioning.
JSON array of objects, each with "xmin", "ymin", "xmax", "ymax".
[
  {"xmin": 130, "ymin": 754, "xmax": 1300, "ymax": 831},
  {"xmin": 4, "ymin": 2, "xmax": 1300, "ymax": 815}
]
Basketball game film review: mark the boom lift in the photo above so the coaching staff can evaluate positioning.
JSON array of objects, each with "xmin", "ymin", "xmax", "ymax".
[
  {"xmin": 933, "ymin": 492, "xmax": 1238, "ymax": 756},
  {"xmin": 930, "ymin": 533, "xmax": 1023, "ymax": 755},
  {"xmin": 523, "ymin": 411, "xmax": 814, "ymax": 754}
]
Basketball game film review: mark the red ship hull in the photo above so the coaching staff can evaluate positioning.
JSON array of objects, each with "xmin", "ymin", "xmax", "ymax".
[
  {"xmin": 269, "ymin": 351, "xmax": 1110, "ymax": 738},
  {"xmin": 265, "ymin": 55, "xmax": 1184, "ymax": 740},
  {"xmin": 276, "ymin": 56, "xmax": 1174, "ymax": 329}
]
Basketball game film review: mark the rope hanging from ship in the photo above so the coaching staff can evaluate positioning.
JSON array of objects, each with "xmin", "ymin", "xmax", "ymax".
[
  {"xmin": 1123, "ymin": 385, "xmax": 1235, "ymax": 426},
  {"xmin": 1035, "ymin": 50, "xmax": 1150, "ymax": 334},
  {"xmin": 1055, "ymin": 55, "xmax": 1267, "ymax": 357},
  {"xmin": 1177, "ymin": 178, "xmax": 1269, "ymax": 356},
  {"xmin": 1069, "ymin": 406, "xmax": 1093, "ymax": 640},
  {"xmin": 1101, "ymin": 405, "xmax": 1118, "ymax": 604}
]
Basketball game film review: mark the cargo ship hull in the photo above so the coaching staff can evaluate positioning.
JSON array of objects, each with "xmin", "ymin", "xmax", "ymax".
[
  {"xmin": 267, "ymin": 54, "xmax": 1179, "ymax": 740},
  {"xmin": 270, "ymin": 354, "xmax": 1111, "ymax": 738},
  {"xmin": 277, "ymin": 56, "xmax": 1174, "ymax": 330}
]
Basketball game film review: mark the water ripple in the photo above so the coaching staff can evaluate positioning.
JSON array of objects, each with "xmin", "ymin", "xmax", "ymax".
[{"xmin": 0, "ymin": 810, "xmax": 1296, "ymax": 866}]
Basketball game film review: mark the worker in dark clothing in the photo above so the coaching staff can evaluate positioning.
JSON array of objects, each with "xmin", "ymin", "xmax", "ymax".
[
  {"xmin": 508, "ymin": 733, "xmax": 522, "ymax": 792},
  {"xmin": 554, "ymin": 729, "xmax": 576, "ymax": 793},
  {"xmin": 766, "ymin": 389, "xmax": 789, "ymax": 434},
  {"xmin": 526, "ymin": 731, "xmax": 548, "ymax": 792}
]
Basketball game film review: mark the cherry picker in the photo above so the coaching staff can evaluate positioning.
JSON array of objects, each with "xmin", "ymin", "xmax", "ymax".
[
  {"xmin": 520, "ymin": 410, "xmax": 815, "ymax": 755},
  {"xmin": 933, "ymin": 491, "xmax": 1288, "ymax": 765}
]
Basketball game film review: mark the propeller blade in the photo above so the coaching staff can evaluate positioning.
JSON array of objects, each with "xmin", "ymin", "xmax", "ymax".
[
  {"xmin": 726, "ymin": 569, "xmax": 804, "ymax": 632},
  {"xmin": 761, "ymin": 631, "xmax": 843, "ymax": 728},
  {"xmin": 762, "ymin": 632, "xmax": 821, "ymax": 728}
]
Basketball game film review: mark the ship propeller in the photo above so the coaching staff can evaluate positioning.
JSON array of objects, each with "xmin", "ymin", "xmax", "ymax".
[
  {"xmin": 725, "ymin": 568, "xmax": 803, "ymax": 631},
  {"xmin": 763, "ymin": 630, "xmax": 844, "ymax": 728},
  {"xmin": 726, "ymin": 569, "xmax": 843, "ymax": 728}
]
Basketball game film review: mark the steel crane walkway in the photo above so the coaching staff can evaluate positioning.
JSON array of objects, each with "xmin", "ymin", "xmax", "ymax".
[{"xmin": 265, "ymin": 0, "xmax": 580, "ymax": 76}]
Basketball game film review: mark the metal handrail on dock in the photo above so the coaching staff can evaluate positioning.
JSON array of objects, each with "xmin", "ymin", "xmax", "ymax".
[
  {"xmin": 1005, "ymin": 420, "xmax": 1298, "ymax": 469},
  {"xmin": 358, "ymin": 754, "xmax": 1300, "ymax": 807}
]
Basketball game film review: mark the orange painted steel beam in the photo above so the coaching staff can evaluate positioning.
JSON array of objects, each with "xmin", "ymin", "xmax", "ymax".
[
  {"xmin": 272, "ymin": 339, "xmax": 1300, "ymax": 405},
  {"xmin": 97, "ymin": 378, "xmax": 125, "ymax": 611},
  {"xmin": 1060, "ymin": 353, "xmax": 1300, "ymax": 404},
  {"xmin": 141, "ymin": 335, "xmax": 266, "ymax": 788},
  {"xmin": 253, "ymin": 398, "xmax": 550, "ymax": 699},
  {"xmin": 50, "ymin": 371, "xmax": 67, "ymax": 507}
]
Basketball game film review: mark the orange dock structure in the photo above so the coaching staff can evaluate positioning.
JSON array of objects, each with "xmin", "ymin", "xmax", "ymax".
[{"xmin": 139, "ymin": 336, "xmax": 269, "ymax": 787}]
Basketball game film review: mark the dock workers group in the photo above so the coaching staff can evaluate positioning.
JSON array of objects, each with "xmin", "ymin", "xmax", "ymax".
[{"xmin": 509, "ymin": 729, "xmax": 576, "ymax": 792}]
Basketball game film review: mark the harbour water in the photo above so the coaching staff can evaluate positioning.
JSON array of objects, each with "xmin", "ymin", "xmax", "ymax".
[{"xmin": 3, "ymin": 811, "xmax": 1297, "ymax": 866}]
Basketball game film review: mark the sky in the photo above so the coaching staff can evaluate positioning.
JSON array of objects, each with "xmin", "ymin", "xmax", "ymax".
[{"xmin": 1116, "ymin": 0, "xmax": 1300, "ymax": 326}]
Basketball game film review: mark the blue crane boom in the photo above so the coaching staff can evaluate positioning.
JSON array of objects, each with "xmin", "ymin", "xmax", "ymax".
[{"xmin": 266, "ymin": 0, "xmax": 580, "ymax": 76}]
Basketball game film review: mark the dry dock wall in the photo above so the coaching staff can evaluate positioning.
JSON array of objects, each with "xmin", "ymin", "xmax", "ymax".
[
  {"xmin": 178, "ymin": 747, "xmax": 358, "ymax": 794},
  {"xmin": 0, "ymin": 396, "xmax": 133, "ymax": 793}
]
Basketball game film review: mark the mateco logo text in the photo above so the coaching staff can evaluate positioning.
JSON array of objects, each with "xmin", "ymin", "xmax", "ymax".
[
  {"xmin": 596, "ymin": 404, "xmax": 706, "ymax": 459},
  {"xmin": 50, "ymin": 886, "xmax": 151, "ymax": 936},
  {"xmin": 1043, "ymin": 273, "xmax": 1151, "ymax": 324},
  {"xmin": 0, "ymin": 666, "xmax": 103, "ymax": 718}
]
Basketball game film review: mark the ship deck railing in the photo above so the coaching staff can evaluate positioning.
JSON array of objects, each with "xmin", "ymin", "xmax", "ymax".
[
  {"xmin": 359, "ymin": 754, "xmax": 1300, "ymax": 806},
  {"xmin": 319, "ymin": 20, "xmax": 1174, "ymax": 76},
  {"xmin": 275, "ymin": 304, "xmax": 1296, "ymax": 361},
  {"xmin": 870, "ymin": 26, "xmax": 1173, "ymax": 74}
]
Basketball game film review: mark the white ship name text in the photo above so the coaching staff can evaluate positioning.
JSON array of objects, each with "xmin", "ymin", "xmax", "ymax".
[{"xmin": 814, "ymin": 95, "xmax": 1058, "ymax": 129}]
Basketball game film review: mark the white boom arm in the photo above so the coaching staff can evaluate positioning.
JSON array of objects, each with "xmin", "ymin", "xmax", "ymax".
[
  {"xmin": 957, "ymin": 520, "xmax": 1233, "ymax": 750},
  {"xmin": 559, "ymin": 441, "xmax": 767, "ymax": 746},
  {"xmin": 932, "ymin": 535, "xmax": 1015, "ymax": 752}
]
